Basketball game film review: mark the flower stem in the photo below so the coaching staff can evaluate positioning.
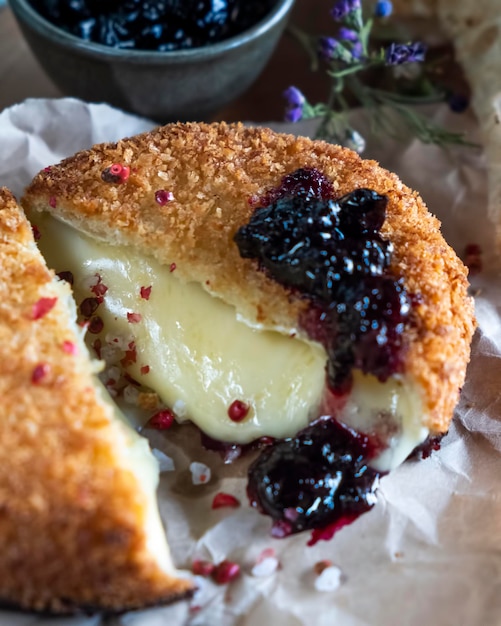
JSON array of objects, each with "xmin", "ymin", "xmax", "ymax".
[{"xmin": 287, "ymin": 24, "xmax": 319, "ymax": 72}]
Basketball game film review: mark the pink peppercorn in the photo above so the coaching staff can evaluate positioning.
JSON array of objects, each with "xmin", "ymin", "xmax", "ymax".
[
  {"xmin": 127, "ymin": 312, "xmax": 142, "ymax": 323},
  {"xmin": 228, "ymin": 400, "xmax": 250, "ymax": 422},
  {"xmin": 192, "ymin": 560, "xmax": 215, "ymax": 577},
  {"xmin": 212, "ymin": 560, "xmax": 240, "ymax": 584},
  {"xmin": 155, "ymin": 189, "xmax": 174, "ymax": 206},
  {"xmin": 211, "ymin": 492, "xmax": 240, "ymax": 509},
  {"xmin": 102, "ymin": 163, "xmax": 130, "ymax": 184},
  {"xmin": 146, "ymin": 409, "xmax": 175, "ymax": 430},
  {"xmin": 32, "ymin": 297, "xmax": 57, "ymax": 320},
  {"xmin": 32, "ymin": 363, "xmax": 50, "ymax": 384}
]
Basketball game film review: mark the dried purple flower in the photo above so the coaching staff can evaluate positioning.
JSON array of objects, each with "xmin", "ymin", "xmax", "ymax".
[
  {"xmin": 374, "ymin": 0, "xmax": 393, "ymax": 18},
  {"xmin": 283, "ymin": 86, "xmax": 305, "ymax": 123},
  {"xmin": 318, "ymin": 36, "xmax": 339, "ymax": 61},
  {"xmin": 385, "ymin": 42, "xmax": 426, "ymax": 65},
  {"xmin": 318, "ymin": 36, "xmax": 358, "ymax": 63},
  {"xmin": 335, "ymin": 28, "xmax": 363, "ymax": 60},
  {"xmin": 338, "ymin": 27, "xmax": 358, "ymax": 43},
  {"xmin": 283, "ymin": 85, "xmax": 305, "ymax": 108},
  {"xmin": 351, "ymin": 41, "xmax": 363, "ymax": 60},
  {"xmin": 284, "ymin": 107, "xmax": 303, "ymax": 123},
  {"xmin": 331, "ymin": 0, "xmax": 361, "ymax": 21}
]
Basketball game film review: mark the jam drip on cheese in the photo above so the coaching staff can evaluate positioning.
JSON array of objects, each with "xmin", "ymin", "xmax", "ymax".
[
  {"xmin": 236, "ymin": 168, "xmax": 414, "ymax": 541},
  {"xmin": 235, "ymin": 168, "xmax": 411, "ymax": 392},
  {"xmin": 247, "ymin": 418, "xmax": 380, "ymax": 538}
]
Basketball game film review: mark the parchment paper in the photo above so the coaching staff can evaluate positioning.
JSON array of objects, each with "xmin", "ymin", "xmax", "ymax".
[{"xmin": 0, "ymin": 98, "xmax": 499, "ymax": 626}]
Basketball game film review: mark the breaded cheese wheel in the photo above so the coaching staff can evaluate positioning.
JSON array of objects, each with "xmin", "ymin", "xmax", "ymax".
[
  {"xmin": 23, "ymin": 122, "xmax": 475, "ymax": 436},
  {"xmin": 0, "ymin": 188, "xmax": 193, "ymax": 612}
]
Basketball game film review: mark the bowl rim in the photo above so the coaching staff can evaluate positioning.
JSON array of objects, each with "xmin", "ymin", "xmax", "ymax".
[{"xmin": 8, "ymin": 0, "xmax": 296, "ymax": 63}]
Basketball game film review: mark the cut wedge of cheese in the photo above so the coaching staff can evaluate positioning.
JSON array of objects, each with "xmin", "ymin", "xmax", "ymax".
[{"xmin": 0, "ymin": 188, "xmax": 193, "ymax": 613}]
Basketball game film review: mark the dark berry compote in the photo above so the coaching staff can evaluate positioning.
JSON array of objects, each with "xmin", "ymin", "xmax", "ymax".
[
  {"xmin": 31, "ymin": 0, "xmax": 273, "ymax": 50},
  {"xmin": 234, "ymin": 168, "xmax": 414, "ymax": 543},
  {"xmin": 247, "ymin": 418, "xmax": 380, "ymax": 544}
]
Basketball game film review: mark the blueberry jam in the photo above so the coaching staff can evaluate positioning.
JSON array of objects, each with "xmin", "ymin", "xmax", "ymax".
[
  {"xmin": 257, "ymin": 167, "xmax": 334, "ymax": 207},
  {"xmin": 235, "ymin": 169, "xmax": 411, "ymax": 391},
  {"xmin": 247, "ymin": 418, "xmax": 380, "ymax": 537},
  {"xmin": 236, "ymin": 168, "xmax": 414, "ymax": 540},
  {"xmin": 31, "ymin": 0, "xmax": 274, "ymax": 51}
]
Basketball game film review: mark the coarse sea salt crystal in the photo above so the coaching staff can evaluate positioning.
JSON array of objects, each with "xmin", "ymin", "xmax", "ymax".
[
  {"xmin": 173, "ymin": 399, "xmax": 187, "ymax": 419},
  {"xmin": 80, "ymin": 273, "xmax": 100, "ymax": 291},
  {"xmin": 152, "ymin": 448, "xmax": 175, "ymax": 473},
  {"xmin": 106, "ymin": 365, "xmax": 122, "ymax": 384},
  {"xmin": 100, "ymin": 343, "xmax": 123, "ymax": 365},
  {"xmin": 123, "ymin": 384, "xmax": 140, "ymax": 405},
  {"xmin": 251, "ymin": 556, "xmax": 279, "ymax": 578},
  {"xmin": 190, "ymin": 462, "xmax": 211, "ymax": 485},
  {"xmin": 314, "ymin": 565, "xmax": 343, "ymax": 592}
]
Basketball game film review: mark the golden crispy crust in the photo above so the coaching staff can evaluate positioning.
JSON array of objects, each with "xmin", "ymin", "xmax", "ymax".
[
  {"xmin": 0, "ymin": 188, "xmax": 193, "ymax": 613},
  {"xmin": 23, "ymin": 122, "xmax": 475, "ymax": 434}
]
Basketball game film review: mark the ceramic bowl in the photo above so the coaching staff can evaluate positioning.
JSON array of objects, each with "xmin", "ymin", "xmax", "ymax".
[{"xmin": 8, "ymin": 0, "xmax": 295, "ymax": 122}]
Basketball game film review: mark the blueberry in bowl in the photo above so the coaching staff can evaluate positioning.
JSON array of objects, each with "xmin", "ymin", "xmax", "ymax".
[
  {"xmin": 30, "ymin": 1, "xmax": 276, "ymax": 51},
  {"xmin": 8, "ymin": 0, "xmax": 295, "ymax": 121}
]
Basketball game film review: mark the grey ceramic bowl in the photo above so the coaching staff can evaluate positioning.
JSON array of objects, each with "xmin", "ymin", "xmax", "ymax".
[{"xmin": 8, "ymin": 0, "xmax": 295, "ymax": 122}]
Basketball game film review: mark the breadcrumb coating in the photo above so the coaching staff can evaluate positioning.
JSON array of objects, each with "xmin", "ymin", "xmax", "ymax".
[
  {"xmin": 23, "ymin": 122, "xmax": 476, "ymax": 434},
  {"xmin": 0, "ymin": 188, "xmax": 193, "ymax": 613}
]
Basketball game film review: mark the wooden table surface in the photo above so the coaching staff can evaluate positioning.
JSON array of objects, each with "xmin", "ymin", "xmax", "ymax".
[{"xmin": 0, "ymin": 2, "xmax": 327, "ymax": 124}]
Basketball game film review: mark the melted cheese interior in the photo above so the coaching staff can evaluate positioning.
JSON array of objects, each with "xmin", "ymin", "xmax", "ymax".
[
  {"xmin": 343, "ymin": 371, "xmax": 428, "ymax": 471},
  {"xmin": 36, "ymin": 214, "xmax": 327, "ymax": 443},
  {"xmin": 36, "ymin": 214, "xmax": 428, "ymax": 471}
]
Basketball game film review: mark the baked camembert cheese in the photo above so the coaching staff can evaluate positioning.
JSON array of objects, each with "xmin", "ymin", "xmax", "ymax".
[{"xmin": 23, "ymin": 122, "xmax": 475, "ymax": 539}]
